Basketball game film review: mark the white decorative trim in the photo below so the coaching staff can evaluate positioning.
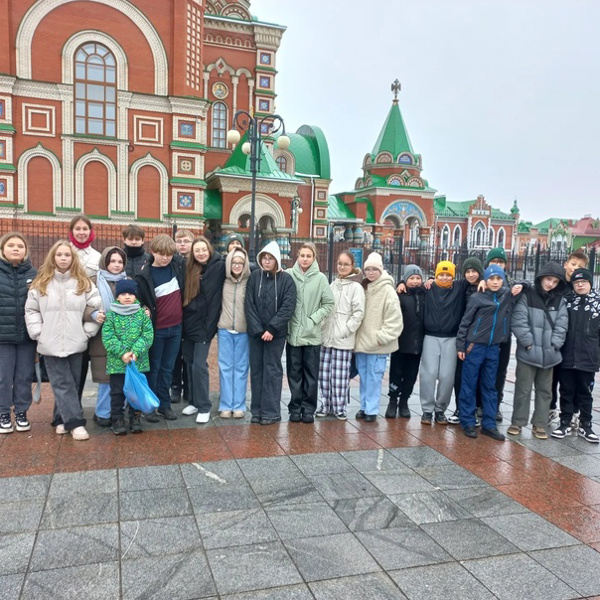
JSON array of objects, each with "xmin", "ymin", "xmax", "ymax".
[
  {"xmin": 74, "ymin": 148, "xmax": 117, "ymax": 215},
  {"xmin": 173, "ymin": 116, "xmax": 203, "ymax": 144},
  {"xmin": 253, "ymin": 25, "xmax": 285, "ymax": 51},
  {"xmin": 229, "ymin": 193, "xmax": 286, "ymax": 229},
  {"xmin": 171, "ymin": 188, "xmax": 202, "ymax": 214},
  {"xmin": 129, "ymin": 153, "xmax": 168, "ymax": 219},
  {"xmin": 22, "ymin": 103, "xmax": 56, "ymax": 137},
  {"xmin": 17, "ymin": 143, "xmax": 61, "ymax": 213},
  {"xmin": 0, "ymin": 76, "xmax": 17, "ymax": 95},
  {"xmin": 133, "ymin": 115, "xmax": 164, "ymax": 147},
  {"xmin": 0, "ymin": 176, "xmax": 15, "ymax": 204},
  {"xmin": 205, "ymin": 58, "xmax": 235, "ymax": 76},
  {"xmin": 16, "ymin": 0, "xmax": 168, "ymax": 95},
  {"xmin": 62, "ymin": 30, "xmax": 128, "ymax": 90},
  {"xmin": 0, "ymin": 136, "xmax": 14, "ymax": 164},
  {"xmin": 273, "ymin": 148, "xmax": 294, "ymax": 175},
  {"xmin": 172, "ymin": 153, "xmax": 202, "ymax": 179},
  {"xmin": 0, "ymin": 95, "xmax": 13, "ymax": 122}
]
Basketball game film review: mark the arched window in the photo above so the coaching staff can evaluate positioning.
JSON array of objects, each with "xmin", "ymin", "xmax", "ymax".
[
  {"xmin": 212, "ymin": 102, "xmax": 227, "ymax": 148},
  {"xmin": 441, "ymin": 225, "xmax": 450, "ymax": 248},
  {"xmin": 276, "ymin": 156, "xmax": 287, "ymax": 173},
  {"xmin": 472, "ymin": 222, "xmax": 486, "ymax": 247},
  {"xmin": 453, "ymin": 225, "xmax": 462, "ymax": 246},
  {"xmin": 74, "ymin": 43, "xmax": 116, "ymax": 136},
  {"xmin": 498, "ymin": 228, "xmax": 505, "ymax": 248},
  {"xmin": 488, "ymin": 227, "xmax": 495, "ymax": 247}
]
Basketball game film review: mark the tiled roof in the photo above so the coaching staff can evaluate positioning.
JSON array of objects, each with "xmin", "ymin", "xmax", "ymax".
[{"xmin": 371, "ymin": 101, "xmax": 414, "ymax": 156}]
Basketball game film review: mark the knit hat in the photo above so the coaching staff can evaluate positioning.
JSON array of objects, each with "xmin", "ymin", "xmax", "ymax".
[
  {"xmin": 486, "ymin": 247, "xmax": 507, "ymax": 266},
  {"xmin": 462, "ymin": 256, "xmax": 483, "ymax": 277},
  {"xmin": 403, "ymin": 264, "xmax": 423, "ymax": 280},
  {"xmin": 225, "ymin": 233, "xmax": 245, "ymax": 250},
  {"xmin": 571, "ymin": 268, "xmax": 593, "ymax": 285},
  {"xmin": 115, "ymin": 279, "xmax": 138, "ymax": 297},
  {"xmin": 364, "ymin": 252, "xmax": 384, "ymax": 272},
  {"xmin": 483, "ymin": 264, "xmax": 506, "ymax": 282},
  {"xmin": 435, "ymin": 260, "xmax": 455, "ymax": 279}
]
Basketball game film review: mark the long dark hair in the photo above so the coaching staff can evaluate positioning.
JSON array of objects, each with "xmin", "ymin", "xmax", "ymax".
[{"xmin": 183, "ymin": 236, "xmax": 214, "ymax": 306}]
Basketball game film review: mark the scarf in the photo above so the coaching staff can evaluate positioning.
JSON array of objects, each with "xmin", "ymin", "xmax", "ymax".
[
  {"xmin": 435, "ymin": 277, "xmax": 453, "ymax": 289},
  {"xmin": 69, "ymin": 228, "xmax": 96, "ymax": 250},
  {"xmin": 109, "ymin": 301, "xmax": 142, "ymax": 316},
  {"xmin": 96, "ymin": 269, "xmax": 127, "ymax": 311},
  {"xmin": 124, "ymin": 244, "xmax": 145, "ymax": 258}
]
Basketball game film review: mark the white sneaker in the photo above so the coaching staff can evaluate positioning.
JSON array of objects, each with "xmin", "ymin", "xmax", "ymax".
[
  {"xmin": 548, "ymin": 409, "xmax": 560, "ymax": 425},
  {"xmin": 71, "ymin": 426, "xmax": 89, "ymax": 441},
  {"xmin": 55, "ymin": 424, "xmax": 67, "ymax": 435},
  {"xmin": 196, "ymin": 412, "xmax": 210, "ymax": 424},
  {"xmin": 182, "ymin": 405, "xmax": 198, "ymax": 416},
  {"xmin": 232, "ymin": 410, "xmax": 245, "ymax": 419},
  {"xmin": 219, "ymin": 411, "xmax": 232, "ymax": 419}
]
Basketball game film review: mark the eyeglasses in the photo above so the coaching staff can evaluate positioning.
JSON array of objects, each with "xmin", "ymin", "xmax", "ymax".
[
  {"xmin": 262, "ymin": 256, "xmax": 275, "ymax": 262},
  {"xmin": 337, "ymin": 262, "xmax": 352, "ymax": 267},
  {"xmin": 573, "ymin": 280, "xmax": 589, "ymax": 285},
  {"xmin": 231, "ymin": 261, "xmax": 244, "ymax": 266},
  {"xmin": 364, "ymin": 267, "xmax": 380, "ymax": 273}
]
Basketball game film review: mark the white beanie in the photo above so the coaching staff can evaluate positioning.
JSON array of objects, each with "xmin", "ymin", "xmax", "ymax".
[{"xmin": 364, "ymin": 252, "xmax": 383, "ymax": 272}]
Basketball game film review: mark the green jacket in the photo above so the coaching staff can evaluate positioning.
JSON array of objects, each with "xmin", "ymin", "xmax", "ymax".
[
  {"xmin": 286, "ymin": 260, "xmax": 334, "ymax": 346},
  {"xmin": 102, "ymin": 302, "xmax": 154, "ymax": 374}
]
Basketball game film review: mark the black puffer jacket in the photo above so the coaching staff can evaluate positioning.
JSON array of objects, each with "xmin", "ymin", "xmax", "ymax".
[
  {"xmin": 423, "ymin": 279, "xmax": 469, "ymax": 338},
  {"xmin": 561, "ymin": 289, "xmax": 600, "ymax": 372},
  {"xmin": 0, "ymin": 259, "xmax": 37, "ymax": 344},
  {"xmin": 182, "ymin": 252, "xmax": 226, "ymax": 343},
  {"xmin": 397, "ymin": 286, "xmax": 425, "ymax": 354},
  {"xmin": 124, "ymin": 246, "xmax": 152, "ymax": 277}
]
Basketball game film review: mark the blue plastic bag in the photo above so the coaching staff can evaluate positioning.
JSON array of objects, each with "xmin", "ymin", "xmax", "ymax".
[{"xmin": 123, "ymin": 361, "xmax": 160, "ymax": 413}]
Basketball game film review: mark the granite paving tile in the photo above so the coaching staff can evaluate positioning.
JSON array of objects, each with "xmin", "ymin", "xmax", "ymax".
[
  {"xmin": 118, "ymin": 464, "xmax": 185, "ymax": 491},
  {"xmin": 339, "ymin": 449, "xmax": 412, "ymax": 473},
  {"xmin": 21, "ymin": 562, "xmax": 119, "ymax": 600},
  {"xmin": 122, "ymin": 549, "xmax": 217, "ymax": 599},
  {"xmin": 120, "ymin": 487, "xmax": 192, "ymax": 521},
  {"xmin": 41, "ymin": 491, "xmax": 117, "ymax": 529},
  {"xmin": 355, "ymin": 525, "xmax": 452, "ymax": 570},
  {"xmin": 554, "ymin": 454, "xmax": 600, "ymax": 477},
  {"xmin": 389, "ymin": 562, "xmax": 495, "ymax": 600},
  {"xmin": 309, "ymin": 572, "xmax": 406, "ymax": 599},
  {"xmin": 221, "ymin": 584, "xmax": 314, "ymax": 600},
  {"xmin": 307, "ymin": 471, "xmax": 382, "ymax": 502},
  {"xmin": 463, "ymin": 553, "xmax": 579, "ymax": 600},
  {"xmin": 387, "ymin": 447, "xmax": 454, "ymax": 468},
  {"xmin": 196, "ymin": 508, "xmax": 278, "ymax": 549},
  {"xmin": 0, "ymin": 573, "xmax": 24, "ymax": 600},
  {"xmin": 420, "ymin": 518, "xmax": 518, "ymax": 560},
  {"xmin": 362, "ymin": 470, "xmax": 437, "ymax": 495},
  {"xmin": 0, "ymin": 474, "xmax": 50, "ymax": 502},
  {"xmin": 188, "ymin": 483, "xmax": 261, "ymax": 513},
  {"xmin": 518, "ymin": 437, "xmax": 585, "ymax": 459},
  {"xmin": 0, "ymin": 500, "xmax": 44, "ymax": 534},
  {"xmin": 541, "ymin": 505, "xmax": 600, "ymax": 543},
  {"xmin": 47, "ymin": 469, "xmax": 117, "ymax": 497},
  {"xmin": 284, "ymin": 532, "xmax": 381, "ymax": 581},
  {"xmin": 120, "ymin": 515, "xmax": 202, "ymax": 559},
  {"xmin": 496, "ymin": 481, "xmax": 583, "ymax": 513},
  {"xmin": 265, "ymin": 501, "xmax": 348, "ymax": 539},
  {"xmin": 442, "ymin": 486, "xmax": 529, "ymax": 518},
  {"xmin": 0, "ymin": 533, "xmax": 35, "ymax": 575},
  {"xmin": 206, "ymin": 541, "xmax": 302, "ymax": 595},
  {"xmin": 249, "ymin": 473, "xmax": 323, "ymax": 507},
  {"xmin": 290, "ymin": 452, "xmax": 355, "ymax": 475},
  {"xmin": 331, "ymin": 497, "xmax": 412, "ymax": 532},
  {"xmin": 237, "ymin": 455, "xmax": 302, "ymax": 480},
  {"xmin": 180, "ymin": 459, "xmax": 247, "ymax": 488},
  {"xmin": 30, "ymin": 524, "xmax": 118, "ymax": 571},
  {"xmin": 326, "ymin": 433, "xmax": 383, "ymax": 451},
  {"xmin": 414, "ymin": 465, "xmax": 487, "ymax": 490},
  {"xmin": 389, "ymin": 491, "xmax": 472, "ymax": 525}
]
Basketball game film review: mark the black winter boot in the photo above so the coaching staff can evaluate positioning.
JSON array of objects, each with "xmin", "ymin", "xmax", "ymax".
[
  {"xmin": 398, "ymin": 397, "xmax": 411, "ymax": 419},
  {"xmin": 385, "ymin": 397, "xmax": 398, "ymax": 419},
  {"xmin": 111, "ymin": 415, "xmax": 127, "ymax": 436}
]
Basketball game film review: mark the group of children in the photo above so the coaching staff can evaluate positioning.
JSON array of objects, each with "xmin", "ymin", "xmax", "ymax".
[{"xmin": 0, "ymin": 215, "xmax": 597, "ymax": 446}]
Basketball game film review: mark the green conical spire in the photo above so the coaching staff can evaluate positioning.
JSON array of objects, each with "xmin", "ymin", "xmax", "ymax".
[{"xmin": 371, "ymin": 100, "xmax": 414, "ymax": 157}]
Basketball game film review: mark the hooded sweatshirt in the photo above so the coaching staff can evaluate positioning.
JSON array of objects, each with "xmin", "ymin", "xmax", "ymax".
[
  {"xmin": 244, "ymin": 241, "xmax": 296, "ymax": 339},
  {"xmin": 218, "ymin": 247, "xmax": 250, "ymax": 333}
]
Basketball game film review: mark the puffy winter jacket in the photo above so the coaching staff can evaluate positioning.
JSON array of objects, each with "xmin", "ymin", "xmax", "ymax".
[
  {"xmin": 75, "ymin": 246, "xmax": 101, "ymax": 278},
  {"xmin": 355, "ymin": 271, "xmax": 404, "ymax": 354},
  {"xmin": 25, "ymin": 271, "xmax": 101, "ymax": 357},
  {"xmin": 398, "ymin": 286, "xmax": 426, "ymax": 354},
  {"xmin": 321, "ymin": 271, "xmax": 365, "ymax": 350},
  {"xmin": 182, "ymin": 252, "xmax": 226, "ymax": 343},
  {"xmin": 286, "ymin": 259, "xmax": 335, "ymax": 347},
  {"xmin": 0, "ymin": 258, "xmax": 37, "ymax": 344},
  {"xmin": 512, "ymin": 262, "xmax": 568, "ymax": 368},
  {"xmin": 218, "ymin": 248, "xmax": 250, "ymax": 333},
  {"xmin": 245, "ymin": 241, "xmax": 296, "ymax": 339},
  {"xmin": 423, "ymin": 279, "xmax": 469, "ymax": 338},
  {"xmin": 560, "ymin": 289, "xmax": 600, "ymax": 372},
  {"xmin": 124, "ymin": 246, "xmax": 151, "ymax": 277}
]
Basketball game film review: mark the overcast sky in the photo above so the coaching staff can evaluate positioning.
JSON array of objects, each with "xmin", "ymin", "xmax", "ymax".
[{"xmin": 251, "ymin": 0, "xmax": 600, "ymax": 224}]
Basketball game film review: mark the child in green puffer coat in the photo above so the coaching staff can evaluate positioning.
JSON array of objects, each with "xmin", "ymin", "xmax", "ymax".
[{"xmin": 102, "ymin": 279, "xmax": 154, "ymax": 435}]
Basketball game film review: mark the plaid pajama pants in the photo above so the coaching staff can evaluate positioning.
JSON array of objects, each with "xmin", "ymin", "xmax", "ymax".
[{"xmin": 318, "ymin": 347, "xmax": 353, "ymax": 416}]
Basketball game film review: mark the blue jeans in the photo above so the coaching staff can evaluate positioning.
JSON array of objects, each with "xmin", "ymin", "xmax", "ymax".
[
  {"xmin": 95, "ymin": 383, "xmax": 111, "ymax": 419},
  {"xmin": 218, "ymin": 330, "xmax": 249, "ymax": 412},
  {"xmin": 355, "ymin": 353, "xmax": 388, "ymax": 416},
  {"xmin": 149, "ymin": 324, "xmax": 182, "ymax": 412},
  {"xmin": 459, "ymin": 343, "xmax": 500, "ymax": 430}
]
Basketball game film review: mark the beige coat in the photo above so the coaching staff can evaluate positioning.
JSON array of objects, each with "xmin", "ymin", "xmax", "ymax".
[
  {"xmin": 354, "ymin": 271, "xmax": 403, "ymax": 354},
  {"xmin": 75, "ymin": 246, "xmax": 101, "ymax": 278},
  {"xmin": 25, "ymin": 270, "xmax": 101, "ymax": 357},
  {"xmin": 218, "ymin": 248, "xmax": 250, "ymax": 333},
  {"xmin": 321, "ymin": 272, "xmax": 365, "ymax": 350}
]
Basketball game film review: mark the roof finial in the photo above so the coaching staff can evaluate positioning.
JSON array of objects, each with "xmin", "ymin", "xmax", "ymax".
[{"xmin": 391, "ymin": 79, "xmax": 401, "ymax": 103}]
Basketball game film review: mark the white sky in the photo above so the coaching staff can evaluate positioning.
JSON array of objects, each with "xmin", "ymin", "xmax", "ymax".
[{"xmin": 250, "ymin": 0, "xmax": 600, "ymax": 224}]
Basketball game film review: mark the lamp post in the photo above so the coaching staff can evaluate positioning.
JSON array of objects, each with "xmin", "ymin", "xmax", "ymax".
[{"xmin": 226, "ymin": 111, "xmax": 290, "ymax": 263}]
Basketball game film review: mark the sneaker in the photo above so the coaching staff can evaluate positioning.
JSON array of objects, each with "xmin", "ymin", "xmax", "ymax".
[
  {"xmin": 129, "ymin": 413, "xmax": 143, "ymax": 433},
  {"xmin": 0, "ymin": 412, "xmax": 13, "ymax": 433},
  {"xmin": 355, "ymin": 410, "xmax": 366, "ymax": 420},
  {"xmin": 551, "ymin": 424, "xmax": 572, "ymax": 439},
  {"xmin": 111, "ymin": 416, "xmax": 127, "ymax": 436},
  {"xmin": 447, "ymin": 411, "xmax": 460, "ymax": 425},
  {"xmin": 289, "ymin": 413, "xmax": 302, "ymax": 422},
  {"xmin": 384, "ymin": 402, "xmax": 398, "ymax": 419},
  {"xmin": 315, "ymin": 410, "xmax": 328, "ymax": 418},
  {"xmin": 92, "ymin": 414, "xmax": 111, "ymax": 427},
  {"xmin": 532, "ymin": 426, "xmax": 548, "ymax": 440},
  {"xmin": 170, "ymin": 388, "xmax": 182, "ymax": 404},
  {"xmin": 481, "ymin": 428, "xmax": 506, "ymax": 441},
  {"xmin": 364, "ymin": 414, "xmax": 377, "ymax": 422},
  {"xmin": 398, "ymin": 403, "xmax": 411, "ymax": 419},
  {"xmin": 435, "ymin": 411, "xmax": 448, "ymax": 424},
  {"xmin": 196, "ymin": 412, "xmax": 210, "ymax": 424},
  {"xmin": 421, "ymin": 412, "xmax": 433, "ymax": 424},
  {"xmin": 182, "ymin": 404, "xmax": 198, "ymax": 416},
  {"xmin": 548, "ymin": 409, "xmax": 560, "ymax": 425},
  {"xmin": 158, "ymin": 408, "xmax": 177, "ymax": 420},
  {"xmin": 55, "ymin": 424, "xmax": 67, "ymax": 435},
  {"xmin": 507, "ymin": 424, "xmax": 521, "ymax": 436},
  {"xmin": 475, "ymin": 416, "xmax": 481, "ymax": 427},
  {"xmin": 219, "ymin": 411, "xmax": 232, "ymax": 419},
  {"xmin": 302, "ymin": 413, "xmax": 315, "ymax": 424},
  {"xmin": 71, "ymin": 426, "xmax": 90, "ymax": 441},
  {"xmin": 260, "ymin": 417, "xmax": 281, "ymax": 425},
  {"xmin": 15, "ymin": 411, "xmax": 31, "ymax": 432},
  {"xmin": 143, "ymin": 411, "xmax": 160, "ymax": 423},
  {"xmin": 495, "ymin": 410, "xmax": 503, "ymax": 423},
  {"xmin": 336, "ymin": 413, "xmax": 348, "ymax": 421},
  {"xmin": 232, "ymin": 411, "xmax": 245, "ymax": 419},
  {"xmin": 463, "ymin": 426, "xmax": 478, "ymax": 438},
  {"xmin": 578, "ymin": 424, "xmax": 600, "ymax": 444}
]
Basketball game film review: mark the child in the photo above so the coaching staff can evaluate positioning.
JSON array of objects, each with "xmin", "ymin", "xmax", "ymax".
[
  {"xmin": 0, "ymin": 233, "xmax": 37, "ymax": 433},
  {"xmin": 217, "ymin": 247, "xmax": 251, "ymax": 418},
  {"xmin": 136, "ymin": 234, "xmax": 185, "ymax": 421},
  {"xmin": 509, "ymin": 262, "xmax": 568, "ymax": 439},
  {"xmin": 456, "ymin": 265, "xmax": 521, "ymax": 440},
  {"xmin": 102, "ymin": 279, "xmax": 154, "ymax": 435},
  {"xmin": 174, "ymin": 229, "xmax": 194, "ymax": 261},
  {"xmin": 122, "ymin": 224, "xmax": 151, "ymax": 278},
  {"xmin": 225, "ymin": 233, "xmax": 245, "ymax": 254},
  {"xmin": 245, "ymin": 241, "xmax": 296, "ymax": 425},
  {"xmin": 551, "ymin": 268, "xmax": 599, "ymax": 443},
  {"xmin": 25, "ymin": 240, "xmax": 101, "ymax": 440},
  {"xmin": 386, "ymin": 264, "xmax": 424, "ymax": 419},
  {"xmin": 354, "ymin": 252, "xmax": 403, "ymax": 422},
  {"xmin": 286, "ymin": 243, "xmax": 335, "ymax": 423}
]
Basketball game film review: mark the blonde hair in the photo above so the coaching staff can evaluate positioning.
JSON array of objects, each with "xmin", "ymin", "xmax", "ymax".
[
  {"xmin": 183, "ymin": 236, "xmax": 214, "ymax": 306},
  {"xmin": 149, "ymin": 234, "xmax": 176, "ymax": 255},
  {"xmin": 175, "ymin": 229, "xmax": 194, "ymax": 241},
  {"xmin": 31, "ymin": 240, "xmax": 91, "ymax": 296},
  {"xmin": 298, "ymin": 242, "xmax": 318, "ymax": 260},
  {"xmin": 0, "ymin": 232, "xmax": 29, "ymax": 261}
]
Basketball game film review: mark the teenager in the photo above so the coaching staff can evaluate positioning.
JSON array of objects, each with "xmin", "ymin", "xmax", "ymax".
[{"xmin": 122, "ymin": 224, "xmax": 151, "ymax": 278}]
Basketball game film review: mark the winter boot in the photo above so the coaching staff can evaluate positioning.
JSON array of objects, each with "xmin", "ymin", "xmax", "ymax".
[
  {"xmin": 398, "ymin": 397, "xmax": 411, "ymax": 419},
  {"xmin": 111, "ymin": 415, "xmax": 127, "ymax": 436},
  {"xmin": 385, "ymin": 397, "xmax": 398, "ymax": 419}
]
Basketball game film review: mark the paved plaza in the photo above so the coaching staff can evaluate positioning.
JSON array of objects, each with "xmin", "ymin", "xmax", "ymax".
[{"xmin": 1, "ymin": 348, "xmax": 600, "ymax": 600}]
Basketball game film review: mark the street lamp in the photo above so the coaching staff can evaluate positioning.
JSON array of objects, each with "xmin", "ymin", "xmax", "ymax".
[{"xmin": 226, "ymin": 111, "xmax": 290, "ymax": 262}]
